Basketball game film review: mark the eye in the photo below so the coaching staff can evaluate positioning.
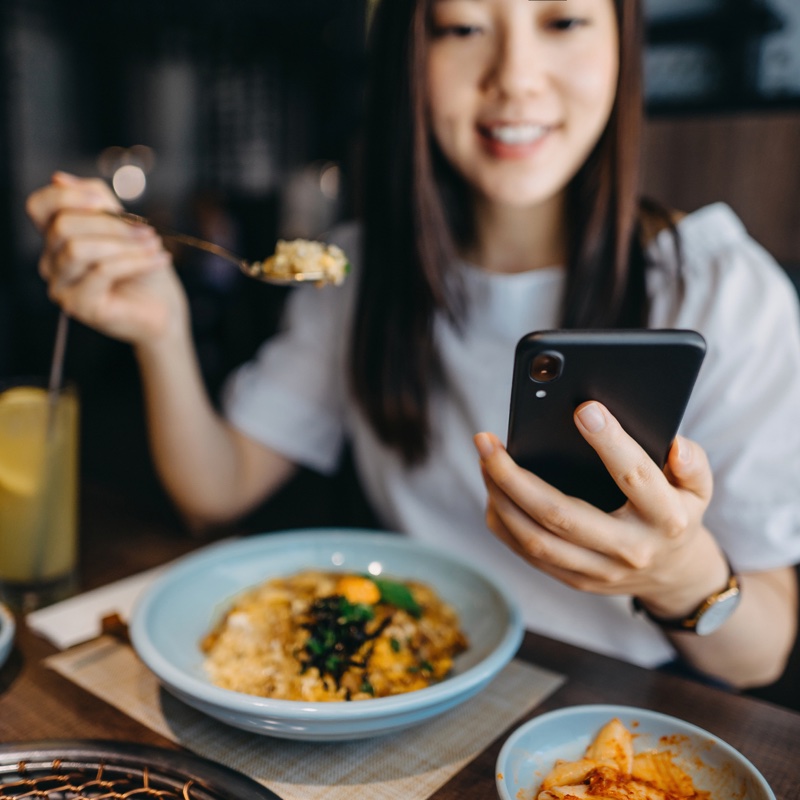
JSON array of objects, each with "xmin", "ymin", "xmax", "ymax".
[
  {"xmin": 547, "ymin": 17, "xmax": 589, "ymax": 32},
  {"xmin": 431, "ymin": 24, "xmax": 484, "ymax": 38}
]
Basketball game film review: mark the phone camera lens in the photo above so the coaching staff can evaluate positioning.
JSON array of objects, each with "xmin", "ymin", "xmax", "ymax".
[{"xmin": 529, "ymin": 351, "xmax": 563, "ymax": 383}]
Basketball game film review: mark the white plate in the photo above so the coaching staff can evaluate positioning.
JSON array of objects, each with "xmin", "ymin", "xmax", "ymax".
[
  {"xmin": 496, "ymin": 704, "xmax": 775, "ymax": 800},
  {"xmin": 130, "ymin": 528, "xmax": 524, "ymax": 741},
  {"xmin": 0, "ymin": 602, "xmax": 15, "ymax": 670}
]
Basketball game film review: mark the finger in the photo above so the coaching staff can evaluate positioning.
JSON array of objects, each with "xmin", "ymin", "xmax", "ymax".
[
  {"xmin": 475, "ymin": 432, "xmax": 621, "ymax": 553},
  {"xmin": 664, "ymin": 435, "xmax": 713, "ymax": 504},
  {"xmin": 26, "ymin": 178, "xmax": 121, "ymax": 232},
  {"xmin": 573, "ymin": 401, "xmax": 681, "ymax": 527},
  {"xmin": 52, "ymin": 171, "xmax": 88, "ymax": 188},
  {"xmin": 39, "ymin": 226, "xmax": 158, "ymax": 282},
  {"xmin": 482, "ymin": 467, "xmax": 624, "ymax": 593},
  {"xmin": 51, "ymin": 172, "xmax": 120, "ymax": 207},
  {"xmin": 46, "ymin": 208, "xmax": 158, "ymax": 252},
  {"xmin": 479, "ymin": 457, "xmax": 542, "ymax": 561},
  {"xmin": 51, "ymin": 237, "xmax": 164, "ymax": 289},
  {"xmin": 481, "ymin": 460, "xmax": 619, "ymax": 580},
  {"xmin": 484, "ymin": 494, "xmax": 528, "ymax": 561},
  {"xmin": 51, "ymin": 250, "xmax": 171, "ymax": 326}
]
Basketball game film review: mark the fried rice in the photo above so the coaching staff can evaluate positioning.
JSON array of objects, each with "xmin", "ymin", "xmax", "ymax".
[{"xmin": 200, "ymin": 570, "xmax": 468, "ymax": 702}]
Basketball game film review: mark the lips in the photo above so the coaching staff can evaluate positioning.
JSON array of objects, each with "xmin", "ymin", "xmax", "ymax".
[
  {"xmin": 477, "ymin": 121, "xmax": 555, "ymax": 158},
  {"xmin": 482, "ymin": 123, "xmax": 550, "ymax": 145}
]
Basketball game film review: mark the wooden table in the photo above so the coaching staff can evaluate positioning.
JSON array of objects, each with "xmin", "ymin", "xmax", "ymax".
[{"xmin": 1, "ymin": 481, "xmax": 798, "ymax": 798}]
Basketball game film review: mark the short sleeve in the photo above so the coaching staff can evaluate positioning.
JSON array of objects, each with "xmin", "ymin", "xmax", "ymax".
[
  {"xmin": 220, "ymin": 225, "xmax": 360, "ymax": 475},
  {"xmin": 648, "ymin": 204, "xmax": 800, "ymax": 570}
]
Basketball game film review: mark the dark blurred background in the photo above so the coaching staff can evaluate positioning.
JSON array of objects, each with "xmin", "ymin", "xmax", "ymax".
[
  {"xmin": 0, "ymin": 0, "xmax": 373, "ymax": 530},
  {"xmin": 0, "ymin": 0, "xmax": 798, "ymax": 703}
]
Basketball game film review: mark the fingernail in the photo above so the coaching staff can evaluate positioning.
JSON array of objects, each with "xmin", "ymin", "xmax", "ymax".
[
  {"xmin": 676, "ymin": 435, "xmax": 692, "ymax": 464},
  {"xmin": 577, "ymin": 402, "xmax": 606, "ymax": 433},
  {"xmin": 474, "ymin": 432, "xmax": 497, "ymax": 459}
]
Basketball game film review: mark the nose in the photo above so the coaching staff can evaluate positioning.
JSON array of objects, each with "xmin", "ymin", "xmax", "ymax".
[{"xmin": 484, "ymin": 24, "xmax": 546, "ymax": 100}]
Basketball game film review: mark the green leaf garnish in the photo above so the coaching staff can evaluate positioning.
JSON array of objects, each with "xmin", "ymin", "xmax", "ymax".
[{"xmin": 369, "ymin": 577, "xmax": 422, "ymax": 618}]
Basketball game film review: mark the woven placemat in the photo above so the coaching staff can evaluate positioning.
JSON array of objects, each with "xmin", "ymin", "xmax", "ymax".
[{"xmin": 47, "ymin": 637, "xmax": 564, "ymax": 800}]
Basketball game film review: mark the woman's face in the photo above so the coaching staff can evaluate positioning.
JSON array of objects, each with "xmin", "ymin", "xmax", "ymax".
[{"xmin": 426, "ymin": 0, "xmax": 619, "ymax": 210}]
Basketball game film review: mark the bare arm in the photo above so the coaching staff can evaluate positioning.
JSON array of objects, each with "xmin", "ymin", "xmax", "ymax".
[
  {"xmin": 133, "ymin": 320, "xmax": 297, "ymax": 531},
  {"xmin": 26, "ymin": 172, "xmax": 296, "ymax": 530},
  {"xmin": 666, "ymin": 566, "xmax": 797, "ymax": 688}
]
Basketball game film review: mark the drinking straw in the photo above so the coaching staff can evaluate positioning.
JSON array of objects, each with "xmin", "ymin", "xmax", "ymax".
[
  {"xmin": 27, "ymin": 311, "xmax": 70, "ymax": 607},
  {"xmin": 46, "ymin": 311, "xmax": 69, "ymax": 436}
]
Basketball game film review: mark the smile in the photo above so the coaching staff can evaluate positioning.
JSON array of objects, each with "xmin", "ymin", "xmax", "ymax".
[{"xmin": 484, "ymin": 124, "xmax": 550, "ymax": 145}]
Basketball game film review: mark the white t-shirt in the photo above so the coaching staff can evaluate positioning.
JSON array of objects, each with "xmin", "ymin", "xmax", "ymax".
[{"xmin": 222, "ymin": 203, "xmax": 800, "ymax": 667}]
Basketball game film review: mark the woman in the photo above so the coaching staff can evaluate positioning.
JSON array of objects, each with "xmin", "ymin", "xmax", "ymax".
[{"xmin": 26, "ymin": 0, "xmax": 799, "ymax": 688}]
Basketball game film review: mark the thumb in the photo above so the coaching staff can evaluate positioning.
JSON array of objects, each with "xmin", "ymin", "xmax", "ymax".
[{"xmin": 665, "ymin": 435, "xmax": 713, "ymax": 503}]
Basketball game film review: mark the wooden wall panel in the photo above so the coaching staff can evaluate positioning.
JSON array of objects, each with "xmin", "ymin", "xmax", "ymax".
[{"xmin": 642, "ymin": 112, "xmax": 800, "ymax": 266}]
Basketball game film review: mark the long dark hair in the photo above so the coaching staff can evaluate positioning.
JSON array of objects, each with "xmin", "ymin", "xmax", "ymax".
[{"xmin": 352, "ymin": 0, "xmax": 649, "ymax": 465}]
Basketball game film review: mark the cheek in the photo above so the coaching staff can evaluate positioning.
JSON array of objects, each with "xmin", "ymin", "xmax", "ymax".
[
  {"xmin": 566, "ymin": 48, "xmax": 618, "ymax": 130},
  {"xmin": 427, "ymin": 59, "xmax": 457, "ymax": 131},
  {"xmin": 426, "ymin": 52, "xmax": 478, "ymax": 141}
]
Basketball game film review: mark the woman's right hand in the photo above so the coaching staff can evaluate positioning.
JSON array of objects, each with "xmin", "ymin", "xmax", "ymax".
[{"xmin": 25, "ymin": 171, "xmax": 188, "ymax": 346}]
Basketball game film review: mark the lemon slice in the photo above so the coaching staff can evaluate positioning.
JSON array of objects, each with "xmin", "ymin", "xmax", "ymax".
[{"xmin": 0, "ymin": 386, "xmax": 49, "ymax": 497}]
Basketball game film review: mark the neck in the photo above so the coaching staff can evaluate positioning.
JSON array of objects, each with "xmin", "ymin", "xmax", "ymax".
[{"xmin": 464, "ymin": 192, "xmax": 567, "ymax": 274}]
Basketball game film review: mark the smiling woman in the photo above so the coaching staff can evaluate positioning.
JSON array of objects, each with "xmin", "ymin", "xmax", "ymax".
[{"xmin": 24, "ymin": 0, "xmax": 800, "ymax": 695}]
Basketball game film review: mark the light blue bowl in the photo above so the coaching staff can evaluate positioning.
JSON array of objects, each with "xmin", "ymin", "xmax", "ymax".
[
  {"xmin": 496, "ymin": 704, "xmax": 775, "ymax": 800},
  {"xmin": 130, "ymin": 528, "xmax": 523, "ymax": 741},
  {"xmin": 0, "ymin": 602, "xmax": 15, "ymax": 670}
]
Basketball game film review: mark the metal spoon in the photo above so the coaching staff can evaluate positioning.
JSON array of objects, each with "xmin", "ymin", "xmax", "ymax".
[{"xmin": 107, "ymin": 210, "xmax": 348, "ymax": 286}]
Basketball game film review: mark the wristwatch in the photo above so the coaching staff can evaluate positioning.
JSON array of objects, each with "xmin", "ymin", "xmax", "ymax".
[{"xmin": 632, "ymin": 565, "xmax": 741, "ymax": 636}]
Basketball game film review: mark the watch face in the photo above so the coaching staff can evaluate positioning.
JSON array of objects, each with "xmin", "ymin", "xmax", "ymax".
[{"xmin": 695, "ymin": 592, "xmax": 741, "ymax": 636}]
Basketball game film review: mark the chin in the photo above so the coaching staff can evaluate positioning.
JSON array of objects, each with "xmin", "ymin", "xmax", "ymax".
[{"xmin": 476, "ymin": 180, "xmax": 564, "ymax": 210}]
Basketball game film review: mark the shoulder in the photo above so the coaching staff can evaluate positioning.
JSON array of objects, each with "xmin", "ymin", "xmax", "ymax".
[
  {"xmin": 648, "ymin": 202, "xmax": 773, "ymax": 274},
  {"xmin": 646, "ymin": 203, "xmax": 800, "ymax": 385},
  {"xmin": 647, "ymin": 203, "xmax": 798, "ymax": 314}
]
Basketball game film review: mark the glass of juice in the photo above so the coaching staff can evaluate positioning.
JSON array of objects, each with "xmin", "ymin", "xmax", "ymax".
[{"xmin": 0, "ymin": 378, "xmax": 79, "ymax": 612}]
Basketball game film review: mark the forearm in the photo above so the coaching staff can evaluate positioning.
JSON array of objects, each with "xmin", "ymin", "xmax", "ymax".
[
  {"xmin": 667, "ymin": 566, "xmax": 798, "ymax": 689},
  {"xmin": 134, "ymin": 321, "xmax": 291, "ymax": 530}
]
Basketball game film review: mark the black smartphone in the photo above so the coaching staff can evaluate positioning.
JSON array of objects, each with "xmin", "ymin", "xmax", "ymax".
[{"xmin": 506, "ymin": 329, "xmax": 706, "ymax": 512}]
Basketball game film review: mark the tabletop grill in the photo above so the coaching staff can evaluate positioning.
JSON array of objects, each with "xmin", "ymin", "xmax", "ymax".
[{"xmin": 0, "ymin": 742, "xmax": 278, "ymax": 800}]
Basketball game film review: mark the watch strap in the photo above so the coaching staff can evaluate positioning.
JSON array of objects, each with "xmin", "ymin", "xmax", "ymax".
[{"xmin": 632, "ymin": 563, "xmax": 741, "ymax": 634}]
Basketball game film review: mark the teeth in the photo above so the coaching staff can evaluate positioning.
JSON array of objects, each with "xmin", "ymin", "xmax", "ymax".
[{"xmin": 488, "ymin": 124, "xmax": 548, "ymax": 145}]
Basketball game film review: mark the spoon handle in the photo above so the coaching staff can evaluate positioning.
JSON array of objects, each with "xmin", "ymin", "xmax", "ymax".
[{"xmin": 108, "ymin": 210, "xmax": 250, "ymax": 270}]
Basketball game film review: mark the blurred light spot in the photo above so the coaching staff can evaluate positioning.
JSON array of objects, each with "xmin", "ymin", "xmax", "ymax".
[
  {"xmin": 331, "ymin": 552, "xmax": 345, "ymax": 566},
  {"xmin": 367, "ymin": 561, "xmax": 383, "ymax": 576},
  {"xmin": 129, "ymin": 144, "xmax": 156, "ymax": 171},
  {"xmin": 112, "ymin": 164, "xmax": 147, "ymax": 201},
  {"xmin": 319, "ymin": 163, "xmax": 340, "ymax": 200},
  {"xmin": 97, "ymin": 146, "xmax": 126, "ymax": 178}
]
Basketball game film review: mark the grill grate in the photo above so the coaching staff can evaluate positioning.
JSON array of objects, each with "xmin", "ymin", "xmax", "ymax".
[{"xmin": 0, "ymin": 742, "xmax": 279, "ymax": 800}]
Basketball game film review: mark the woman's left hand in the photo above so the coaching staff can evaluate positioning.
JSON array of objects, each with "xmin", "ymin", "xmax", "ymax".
[{"xmin": 474, "ymin": 400, "xmax": 728, "ymax": 619}]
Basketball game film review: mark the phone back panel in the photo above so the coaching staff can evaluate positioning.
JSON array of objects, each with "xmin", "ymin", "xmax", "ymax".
[{"xmin": 506, "ymin": 330, "xmax": 706, "ymax": 512}]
